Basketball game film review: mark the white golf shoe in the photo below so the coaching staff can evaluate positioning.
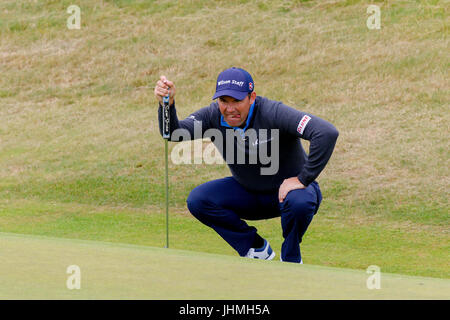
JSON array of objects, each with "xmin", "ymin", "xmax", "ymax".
[{"xmin": 244, "ymin": 239, "xmax": 275, "ymax": 260}]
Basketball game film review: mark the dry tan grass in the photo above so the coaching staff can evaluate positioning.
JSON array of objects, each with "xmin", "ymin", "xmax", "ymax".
[
  {"xmin": 0, "ymin": 0, "xmax": 448, "ymax": 217},
  {"xmin": 0, "ymin": 0, "xmax": 448, "ymax": 279}
]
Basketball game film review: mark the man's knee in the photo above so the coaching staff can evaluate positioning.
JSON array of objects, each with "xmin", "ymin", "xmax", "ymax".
[
  {"xmin": 187, "ymin": 184, "xmax": 219, "ymax": 217},
  {"xmin": 282, "ymin": 192, "xmax": 316, "ymax": 220},
  {"xmin": 186, "ymin": 186, "xmax": 206, "ymax": 216}
]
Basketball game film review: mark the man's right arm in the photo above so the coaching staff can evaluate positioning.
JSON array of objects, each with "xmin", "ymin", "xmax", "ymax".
[
  {"xmin": 157, "ymin": 102, "xmax": 212, "ymax": 141},
  {"xmin": 154, "ymin": 75, "xmax": 213, "ymax": 142}
]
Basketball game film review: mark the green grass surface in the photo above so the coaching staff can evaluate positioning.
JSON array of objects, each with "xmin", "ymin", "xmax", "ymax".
[
  {"xmin": 1, "ymin": 232, "xmax": 448, "ymax": 299},
  {"xmin": 1, "ymin": 197, "xmax": 448, "ymax": 279},
  {"xmin": 0, "ymin": 0, "xmax": 448, "ymax": 284}
]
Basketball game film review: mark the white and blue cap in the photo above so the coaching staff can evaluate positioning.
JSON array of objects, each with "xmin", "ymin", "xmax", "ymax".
[{"xmin": 212, "ymin": 67, "xmax": 254, "ymax": 101}]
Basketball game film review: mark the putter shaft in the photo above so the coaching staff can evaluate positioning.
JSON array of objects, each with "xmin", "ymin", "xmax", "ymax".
[
  {"xmin": 162, "ymin": 94, "xmax": 170, "ymax": 248},
  {"xmin": 165, "ymin": 139, "xmax": 169, "ymax": 248}
]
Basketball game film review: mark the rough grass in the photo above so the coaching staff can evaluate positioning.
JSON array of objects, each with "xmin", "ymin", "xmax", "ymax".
[{"xmin": 0, "ymin": 0, "xmax": 448, "ymax": 279}]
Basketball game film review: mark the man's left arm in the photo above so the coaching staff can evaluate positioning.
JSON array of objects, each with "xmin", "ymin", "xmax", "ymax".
[
  {"xmin": 295, "ymin": 113, "xmax": 339, "ymax": 187},
  {"xmin": 274, "ymin": 103, "xmax": 339, "ymax": 201}
]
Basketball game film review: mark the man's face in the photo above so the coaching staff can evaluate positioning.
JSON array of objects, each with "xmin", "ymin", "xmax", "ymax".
[{"xmin": 218, "ymin": 92, "xmax": 256, "ymax": 127}]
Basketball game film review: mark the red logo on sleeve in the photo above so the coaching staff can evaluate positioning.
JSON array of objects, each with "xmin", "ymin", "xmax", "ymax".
[{"xmin": 297, "ymin": 115, "xmax": 311, "ymax": 135}]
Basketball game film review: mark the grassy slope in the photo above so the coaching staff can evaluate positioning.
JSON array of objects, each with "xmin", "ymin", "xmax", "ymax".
[
  {"xmin": 1, "ymin": 232, "xmax": 449, "ymax": 299},
  {"xmin": 0, "ymin": 0, "xmax": 448, "ymax": 278}
]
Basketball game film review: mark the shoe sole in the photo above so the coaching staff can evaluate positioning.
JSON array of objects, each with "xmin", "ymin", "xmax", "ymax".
[
  {"xmin": 280, "ymin": 257, "xmax": 303, "ymax": 264},
  {"xmin": 266, "ymin": 251, "xmax": 276, "ymax": 260}
]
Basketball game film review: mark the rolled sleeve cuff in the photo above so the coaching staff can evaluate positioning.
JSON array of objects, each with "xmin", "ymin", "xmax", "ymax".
[{"xmin": 297, "ymin": 172, "xmax": 314, "ymax": 187}]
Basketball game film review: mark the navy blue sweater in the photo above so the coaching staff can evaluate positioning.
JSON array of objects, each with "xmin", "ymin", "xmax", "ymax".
[{"xmin": 158, "ymin": 96, "xmax": 338, "ymax": 192}]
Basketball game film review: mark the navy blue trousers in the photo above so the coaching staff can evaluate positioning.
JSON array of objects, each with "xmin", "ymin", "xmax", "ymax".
[{"xmin": 186, "ymin": 177, "xmax": 322, "ymax": 263}]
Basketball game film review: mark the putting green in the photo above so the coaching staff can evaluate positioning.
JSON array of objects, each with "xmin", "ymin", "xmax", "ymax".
[{"xmin": 0, "ymin": 232, "xmax": 448, "ymax": 299}]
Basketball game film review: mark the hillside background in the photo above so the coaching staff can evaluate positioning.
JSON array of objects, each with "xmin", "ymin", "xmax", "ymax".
[{"xmin": 0, "ymin": 0, "xmax": 448, "ymax": 278}]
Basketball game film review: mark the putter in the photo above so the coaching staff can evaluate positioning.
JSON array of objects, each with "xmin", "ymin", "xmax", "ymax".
[{"xmin": 162, "ymin": 92, "xmax": 170, "ymax": 248}]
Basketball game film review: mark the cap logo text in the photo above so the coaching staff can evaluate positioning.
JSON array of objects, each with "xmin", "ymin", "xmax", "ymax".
[{"xmin": 218, "ymin": 80, "xmax": 245, "ymax": 87}]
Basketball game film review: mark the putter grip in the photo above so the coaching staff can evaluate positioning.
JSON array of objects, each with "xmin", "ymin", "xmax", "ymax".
[{"xmin": 162, "ymin": 95, "xmax": 170, "ymax": 139}]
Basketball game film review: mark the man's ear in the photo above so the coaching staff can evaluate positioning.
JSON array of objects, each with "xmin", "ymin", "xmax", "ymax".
[{"xmin": 250, "ymin": 91, "xmax": 257, "ymax": 104}]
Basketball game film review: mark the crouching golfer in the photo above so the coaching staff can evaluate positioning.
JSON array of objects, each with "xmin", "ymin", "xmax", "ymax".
[{"xmin": 155, "ymin": 67, "xmax": 338, "ymax": 263}]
